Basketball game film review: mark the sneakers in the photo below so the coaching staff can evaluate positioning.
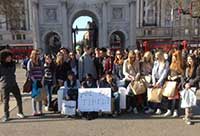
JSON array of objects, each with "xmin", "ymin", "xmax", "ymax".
[
  {"xmin": 112, "ymin": 111, "xmax": 118, "ymax": 118},
  {"xmin": 163, "ymin": 110, "xmax": 171, "ymax": 117},
  {"xmin": 32, "ymin": 112, "xmax": 38, "ymax": 116},
  {"xmin": 2, "ymin": 116, "xmax": 9, "ymax": 123},
  {"xmin": 145, "ymin": 108, "xmax": 154, "ymax": 114},
  {"xmin": 155, "ymin": 109, "xmax": 161, "ymax": 115},
  {"xmin": 127, "ymin": 107, "xmax": 133, "ymax": 113},
  {"xmin": 185, "ymin": 118, "xmax": 192, "ymax": 125},
  {"xmin": 17, "ymin": 113, "xmax": 25, "ymax": 119},
  {"xmin": 44, "ymin": 106, "xmax": 49, "ymax": 112},
  {"xmin": 172, "ymin": 110, "xmax": 178, "ymax": 118},
  {"xmin": 133, "ymin": 108, "xmax": 138, "ymax": 114},
  {"xmin": 38, "ymin": 111, "xmax": 43, "ymax": 116}
]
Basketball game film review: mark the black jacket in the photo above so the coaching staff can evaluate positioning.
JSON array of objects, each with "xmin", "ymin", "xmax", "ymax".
[{"xmin": 181, "ymin": 65, "xmax": 200, "ymax": 89}]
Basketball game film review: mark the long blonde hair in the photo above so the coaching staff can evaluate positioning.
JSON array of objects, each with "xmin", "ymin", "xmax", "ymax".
[
  {"xmin": 155, "ymin": 51, "xmax": 165, "ymax": 63},
  {"xmin": 30, "ymin": 49, "xmax": 40, "ymax": 65},
  {"xmin": 127, "ymin": 50, "xmax": 136, "ymax": 65},
  {"xmin": 143, "ymin": 51, "xmax": 154, "ymax": 64},
  {"xmin": 56, "ymin": 52, "xmax": 64, "ymax": 65}
]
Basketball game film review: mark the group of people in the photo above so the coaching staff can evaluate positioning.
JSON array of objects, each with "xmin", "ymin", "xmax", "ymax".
[{"xmin": 0, "ymin": 45, "xmax": 200, "ymax": 125}]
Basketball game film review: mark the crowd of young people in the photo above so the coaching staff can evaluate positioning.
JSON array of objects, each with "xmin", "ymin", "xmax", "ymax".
[{"xmin": 0, "ymin": 45, "xmax": 199, "ymax": 125}]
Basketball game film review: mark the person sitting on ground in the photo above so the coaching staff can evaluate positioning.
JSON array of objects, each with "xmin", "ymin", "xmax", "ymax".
[
  {"xmin": 57, "ymin": 71, "xmax": 81, "ymax": 113},
  {"xmin": 81, "ymin": 73, "xmax": 97, "ymax": 88},
  {"xmin": 99, "ymin": 72, "xmax": 120, "ymax": 117}
]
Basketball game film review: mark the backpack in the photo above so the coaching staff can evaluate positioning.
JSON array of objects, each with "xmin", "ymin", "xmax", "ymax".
[{"xmin": 22, "ymin": 58, "xmax": 29, "ymax": 70}]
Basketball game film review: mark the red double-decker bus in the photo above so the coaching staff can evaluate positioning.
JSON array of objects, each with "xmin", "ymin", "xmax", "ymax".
[{"xmin": 0, "ymin": 44, "xmax": 33, "ymax": 60}]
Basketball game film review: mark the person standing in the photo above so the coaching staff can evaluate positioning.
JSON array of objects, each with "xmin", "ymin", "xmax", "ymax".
[
  {"xmin": 163, "ymin": 51, "xmax": 184, "ymax": 117},
  {"xmin": 113, "ymin": 50, "xmax": 124, "ymax": 82},
  {"xmin": 150, "ymin": 51, "xmax": 169, "ymax": 115},
  {"xmin": 79, "ymin": 46, "xmax": 97, "ymax": 81},
  {"xmin": 43, "ymin": 54, "xmax": 55, "ymax": 111},
  {"xmin": 0, "ymin": 49, "xmax": 24, "ymax": 122},
  {"xmin": 27, "ymin": 49, "xmax": 44, "ymax": 116},
  {"xmin": 181, "ymin": 54, "xmax": 200, "ymax": 125}
]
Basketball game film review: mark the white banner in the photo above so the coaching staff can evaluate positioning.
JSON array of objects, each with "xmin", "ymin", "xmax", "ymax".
[{"xmin": 78, "ymin": 88, "xmax": 111, "ymax": 112}]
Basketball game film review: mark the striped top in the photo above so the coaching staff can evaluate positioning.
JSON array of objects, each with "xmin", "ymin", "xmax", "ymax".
[
  {"xmin": 44, "ymin": 63, "xmax": 53, "ymax": 82},
  {"xmin": 27, "ymin": 59, "xmax": 44, "ymax": 81}
]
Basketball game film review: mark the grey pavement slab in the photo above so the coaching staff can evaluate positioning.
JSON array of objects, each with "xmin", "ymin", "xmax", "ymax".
[{"xmin": 0, "ymin": 98, "xmax": 199, "ymax": 136}]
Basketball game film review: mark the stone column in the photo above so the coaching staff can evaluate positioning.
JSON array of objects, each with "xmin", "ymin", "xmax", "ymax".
[
  {"xmin": 24, "ymin": 0, "xmax": 29, "ymax": 30},
  {"xmin": 136, "ymin": 0, "xmax": 140, "ymax": 28},
  {"xmin": 157, "ymin": 0, "xmax": 161, "ymax": 26},
  {"xmin": 102, "ymin": 0, "xmax": 108, "ymax": 48},
  {"xmin": 129, "ymin": 0, "xmax": 136, "ymax": 49},
  {"xmin": 140, "ymin": 0, "xmax": 144, "ymax": 28},
  {"xmin": 31, "ymin": 0, "xmax": 40, "ymax": 49},
  {"xmin": 61, "ymin": 0, "xmax": 68, "ymax": 48}
]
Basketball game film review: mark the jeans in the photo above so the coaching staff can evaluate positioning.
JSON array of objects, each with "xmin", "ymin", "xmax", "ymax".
[
  {"xmin": 44, "ymin": 83, "xmax": 53, "ymax": 108},
  {"xmin": 167, "ymin": 99, "xmax": 180, "ymax": 110},
  {"xmin": 113, "ymin": 92, "xmax": 120, "ymax": 112}
]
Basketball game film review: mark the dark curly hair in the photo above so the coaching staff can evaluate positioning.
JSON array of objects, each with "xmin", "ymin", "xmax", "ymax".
[{"xmin": 0, "ymin": 49, "xmax": 13, "ymax": 63}]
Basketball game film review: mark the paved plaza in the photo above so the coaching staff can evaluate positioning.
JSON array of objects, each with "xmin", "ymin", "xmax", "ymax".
[{"xmin": 0, "ymin": 64, "xmax": 200, "ymax": 136}]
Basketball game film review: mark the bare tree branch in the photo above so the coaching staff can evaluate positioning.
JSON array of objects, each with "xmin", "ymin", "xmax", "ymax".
[{"xmin": 0, "ymin": 0, "xmax": 25, "ymax": 30}]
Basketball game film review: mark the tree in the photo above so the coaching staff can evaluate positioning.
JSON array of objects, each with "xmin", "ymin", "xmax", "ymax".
[{"xmin": 0, "ymin": 0, "xmax": 25, "ymax": 30}]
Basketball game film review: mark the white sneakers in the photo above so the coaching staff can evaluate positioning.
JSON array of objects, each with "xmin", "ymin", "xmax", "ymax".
[
  {"xmin": 17, "ymin": 113, "xmax": 25, "ymax": 119},
  {"xmin": 185, "ymin": 118, "xmax": 192, "ymax": 125},
  {"xmin": 44, "ymin": 106, "xmax": 49, "ymax": 112},
  {"xmin": 163, "ymin": 110, "xmax": 178, "ymax": 117},
  {"xmin": 155, "ymin": 109, "xmax": 162, "ymax": 115},
  {"xmin": 172, "ymin": 110, "xmax": 178, "ymax": 118},
  {"xmin": 164, "ymin": 110, "xmax": 171, "ymax": 117}
]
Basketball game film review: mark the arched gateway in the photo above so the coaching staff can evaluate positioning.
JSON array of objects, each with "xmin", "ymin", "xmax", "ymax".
[{"xmin": 31, "ymin": 0, "xmax": 136, "ymax": 53}]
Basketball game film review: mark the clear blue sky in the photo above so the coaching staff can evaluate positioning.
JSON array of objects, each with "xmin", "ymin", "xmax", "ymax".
[{"xmin": 73, "ymin": 16, "xmax": 92, "ymax": 42}]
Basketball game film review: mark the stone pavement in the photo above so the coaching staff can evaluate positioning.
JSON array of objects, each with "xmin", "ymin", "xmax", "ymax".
[{"xmin": 0, "ymin": 65, "xmax": 200, "ymax": 136}]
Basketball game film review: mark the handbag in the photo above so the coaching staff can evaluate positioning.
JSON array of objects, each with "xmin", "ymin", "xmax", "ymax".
[
  {"xmin": 180, "ymin": 88, "xmax": 197, "ymax": 108},
  {"xmin": 61, "ymin": 100, "xmax": 76, "ymax": 116},
  {"xmin": 23, "ymin": 78, "xmax": 32, "ymax": 93},
  {"xmin": 162, "ymin": 81, "xmax": 177, "ymax": 97},
  {"xmin": 130, "ymin": 80, "xmax": 146, "ymax": 95},
  {"xmin": 147, "ymin": 87, "xmax": 163, "ymax": 103}
]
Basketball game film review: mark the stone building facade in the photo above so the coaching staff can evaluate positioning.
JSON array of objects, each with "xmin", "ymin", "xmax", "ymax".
[
  {"xmin": 136, "ymin": 0, "xmax": 200, "ymax": 49},
  {"xmin": 31, "ymin": 0, "xmax": 137, "ymax": 53}
]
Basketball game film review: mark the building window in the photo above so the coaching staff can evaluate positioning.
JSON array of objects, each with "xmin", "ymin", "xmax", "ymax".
[
  {"xmin": 23, "ymin": 34, "xmax": 26, "ymax": 40},
  {"xmin": 12, "ymin": 35, "xmax": 16, "ymax": 40},
  {"xmin": 0, "ymin": 35, "xmax": 3, "ymax": 40},
  {"xmin": 143, "ymin": 0, "xmax": 157, "ymax": 26},
  {"xmin": 16, "ymin": 34, "xmax": 22, "ymax": 40},
  {"xmin": 185, "ymin": 29, "xmax": 189, "ymax": 35}
]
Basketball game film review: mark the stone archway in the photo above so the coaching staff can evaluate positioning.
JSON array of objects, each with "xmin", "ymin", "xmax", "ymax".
[
  {"xmin": 44, "ymin": 32, "xmax": 61, "ymax": 55},
  {"xmin": 109, "ymin": 31, "xmax": 126, "ymax": 49},
  {"xmin": 68, "ymin": 9, "xmax": 101, "ymax": 49}
]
